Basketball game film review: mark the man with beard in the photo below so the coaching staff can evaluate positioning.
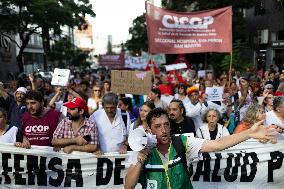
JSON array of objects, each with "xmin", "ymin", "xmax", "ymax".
[
  {"xmin": 15, "ymin": 90, "xmax": 62, "ymax": 148},
  {"xmin": 90, "ymin": 92, "xmax": 131, "ymax": 154},
  {"xmin": 184, "ymin": 86, "xmax": 204, "ymax": 130},
  {"xmin": 125, "ymin": 108, "xmax": 279, "ymax": 189},
  {"xmin": 52, "ymin": 97, "xmax": 98, "ymax": 154},
  {"xmin": 169, "ymin": 99, "xmax": 196, "ymax": 136},
  {"xmin": 0, "ymin": 85, "xmax": 27, "ymax": 128}
]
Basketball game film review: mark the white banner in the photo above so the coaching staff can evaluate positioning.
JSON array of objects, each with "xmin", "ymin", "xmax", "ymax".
[
  {"xmin": 0, "ymin": 141, "xmax": 284, "ymax": 188},
  {"xmin": 124, "ymin": 52, "xmax": 166, "ymax": 69},
  {"xmin": 205, "ymin": 86, "xmax": 224, "ymax": 101},
  {"xmin": 165, "ymin": 63, "xmax": 187, "ymax": 71}
]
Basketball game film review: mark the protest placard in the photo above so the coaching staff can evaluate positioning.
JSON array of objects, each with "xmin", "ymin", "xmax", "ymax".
[
  {"xmin": 51, "ymin": 68, "xmax": 70, "ymax": 87},
  {"xmin": 205, "ymin": 86, "xmax": 224, "ymax": 101},
  {"xmin": 111, "ymin": 70, "xmax": 152, "ymax": 95},
  {"xmin": 165, "ymin": 63, "xmax": 187, "ymax": 71},
  {"xmin": 198, "ymin": 70, "xmax": 206, "ymax": 78}
]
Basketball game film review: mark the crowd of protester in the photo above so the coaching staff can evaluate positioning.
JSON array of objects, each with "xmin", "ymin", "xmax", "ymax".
[{"xmin": 0, "ymin": 66, "xmax": 283, "ymax": 155}]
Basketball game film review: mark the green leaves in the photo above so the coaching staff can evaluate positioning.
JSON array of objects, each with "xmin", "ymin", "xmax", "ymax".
[
  {"xmin": 49, "ymin": 37, "xmax": 91, "ymax": 68},
  {"xmin": 0, "ymin": 0, "xmax": 95, "ymax": 71},
  {"xmin": 125, "ymin": 14, "xmax": 148, "ymax": 55}
]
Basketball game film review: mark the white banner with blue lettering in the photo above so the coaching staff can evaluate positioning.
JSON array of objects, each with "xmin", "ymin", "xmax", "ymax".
[{"xmin": 0, "ymin": 140, "xmax": 284, "ymax": 188}]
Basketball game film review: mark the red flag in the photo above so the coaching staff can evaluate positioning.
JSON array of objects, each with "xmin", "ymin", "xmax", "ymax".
[
  {"xmin": 146, "ymin": 2, "xmax": 232, "ymax": 54},
  {"xmin": 145, "ymin": 59, "xmax": 160, "ymax": 75}
]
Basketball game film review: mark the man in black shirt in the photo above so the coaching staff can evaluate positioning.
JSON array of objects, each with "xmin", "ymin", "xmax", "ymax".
[
  {"xmin": 0, "ymin": 85, "xmax": 27, "ymax": 128},
  {"xmin": 168, "ymin": 99, "xmax": 196, "ymax": 136}
]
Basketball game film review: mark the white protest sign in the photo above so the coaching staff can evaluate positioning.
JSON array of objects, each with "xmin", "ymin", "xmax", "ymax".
[
  {"xmin": 51, "ymin": 68, "xmax": 70, "ymax": 87},
  {"xmin": 198, "ymin": 70, "xmax": 206, "ymax": 78},
  {"xmin": 165, "ymin": 63, "xmax": 187, "ymax": 71},
  {"xmin": 205, "ymin": 86, "xmax": 224, "ymax": 101}
]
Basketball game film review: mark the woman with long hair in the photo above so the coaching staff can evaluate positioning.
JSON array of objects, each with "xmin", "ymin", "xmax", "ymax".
[
  {"xmin": 129, "ymin": 101, "xmax": 155, "ymax": 133},
  {"xmin": 87, "ymin": 84, "xmax": 103, "ymax": 115},
  {"xmin": 174, "ymin": 83, "xmax": 189, "ymax": 105},
  {"xmin": 234, "ymin": 103, "xmax": 266, "ymax": 134}
]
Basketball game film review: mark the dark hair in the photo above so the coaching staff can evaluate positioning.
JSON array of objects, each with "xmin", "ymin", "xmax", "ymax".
[
  {"xmin": 0, "ymin": 107, "xmax": 7, "ymax": 119},
  {"xmin": 80, "ymin": 80, "xmax": 90, "ymax": 87},
  {"xmin": 177, "ymin": 84, "xmax": 187, "ymax": 95},
  {"xmin": 103, "ymin": 80, "xmax": 111, "ymax": 85},
  {"xmin": 170, "ymin": 99, "xmax": 186, "ymax": 117},
  {"xmin": 146, "ymin": 108, "xmax": 169, "ymax": 128},
  {"xmin": 121, "ymin": 97, "xmax": 133, "ymax": 111},
  {"xmin": 77, "ymin": 107, "xmax": 88, "ymax": 118},
  {"xmin": 133, "ymin": 100, "xmax": 155, "ymax": 129},
  {"xmin": 151, "ymin": 88, "xmax": 161, "ymax": 99},
  {"xmin": 25, "ymin": 90, "xmax": 44, "ymax": 103}
]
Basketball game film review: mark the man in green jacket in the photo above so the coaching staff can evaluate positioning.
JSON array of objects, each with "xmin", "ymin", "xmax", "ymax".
[{"xmin": 125, "ymin": 108, "xmax": 278, "ymax": 189}]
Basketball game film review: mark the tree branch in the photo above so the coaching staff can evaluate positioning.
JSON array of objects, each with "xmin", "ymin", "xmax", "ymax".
[{"xmin": 0, "ymin": 32, "xmax": 21, "ymax": 48}]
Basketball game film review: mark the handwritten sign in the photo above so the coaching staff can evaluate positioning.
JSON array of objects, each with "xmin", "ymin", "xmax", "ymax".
[{"xmin": 111, "ymin": 70, "xmax": 152, "ymax": 95}]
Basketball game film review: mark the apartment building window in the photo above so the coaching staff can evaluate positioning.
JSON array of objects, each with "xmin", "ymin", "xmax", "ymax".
[
  {"xmin": 278, "ymin": 30, "xmax": 284, "ymax": 40},
  {"xmin": 255, "ymin": 0, "xmax": 265, "ymax": 16},
  {"xmin": 275, "ymin": 0, "xmax": 284, "ymax": 10}
]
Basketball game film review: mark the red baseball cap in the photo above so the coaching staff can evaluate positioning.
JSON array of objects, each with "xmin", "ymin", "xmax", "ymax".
[{"xmin": 64, "ymin": 98, "xmax": 88, "ymax": 113}]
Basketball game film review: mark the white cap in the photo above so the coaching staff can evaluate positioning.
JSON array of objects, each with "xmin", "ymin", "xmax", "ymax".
[{"xmin": 15, "ymin": 87, "xmax": 27, "ymax": 94}]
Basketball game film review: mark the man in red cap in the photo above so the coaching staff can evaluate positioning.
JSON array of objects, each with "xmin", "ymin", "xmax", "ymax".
[{"xmin": 52, "ymin": 97, "xmax": 98, "ymax": 154}]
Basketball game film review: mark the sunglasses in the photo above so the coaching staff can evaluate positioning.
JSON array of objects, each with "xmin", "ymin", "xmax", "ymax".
[{"xmin": 94, "ymin": 90, "xmax": 101, "ymax": 92}]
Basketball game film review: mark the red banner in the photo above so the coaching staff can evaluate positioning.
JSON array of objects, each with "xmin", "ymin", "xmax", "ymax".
[
  {"xmin": 99, "ymin": 54, "xmax": 125, "ymax": 69},
  {"xmin": 146, "ymin": 3, "xmax": 232, "ymax": 54}
]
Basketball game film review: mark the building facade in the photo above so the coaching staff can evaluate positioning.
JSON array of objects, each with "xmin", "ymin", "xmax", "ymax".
[
  {"xmin": 246, "ymin": 0, "xmax": 284, "ymax": 71},
  {"xmin": 0, "ymin": 34, "xmax": 18, "ymax": 82}
]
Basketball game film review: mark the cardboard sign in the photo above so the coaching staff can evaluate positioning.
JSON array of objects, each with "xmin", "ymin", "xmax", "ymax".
[
  {"xmin": 51, "ymin": 68, "xmax": 70, "ymax": 86},
  {"xmin": 111, "ymin": 70, "xmax": 152, "ymax": 95},
  {"xmin": 205, "ymin": 86, "xmax": 224, "ymax": 101},
  {"xmin": 165, "ymin": 63, "xmax": 187, "ymax": 71}
]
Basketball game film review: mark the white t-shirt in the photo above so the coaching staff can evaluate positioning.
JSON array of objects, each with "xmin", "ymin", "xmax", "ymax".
[
  {"xmin": 87, "ymin": 98, "xmax": 102, "ymax": 110},
  {"xmin": 265, "ymin": 110, "xmax": 284, "ymax": 128},
  {"xmin": 0, "ymin": 126, "xmax": 18, "ymax": 143},
  {"xmin": 174, "ymin": 94, "xmax": 190, "ymax": 105},
  {"xmin": 128, "ymin": 136, "xmax": 205, "ymax": 166}
]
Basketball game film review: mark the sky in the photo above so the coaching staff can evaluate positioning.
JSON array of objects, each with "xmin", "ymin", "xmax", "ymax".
[{"xmin": 89, "ymin": 0, "xmax": 147, "ymax": 54}]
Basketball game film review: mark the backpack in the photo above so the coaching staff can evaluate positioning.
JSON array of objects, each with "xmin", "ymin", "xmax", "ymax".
[{"xmin": 121, "ymin": 110, "xmax": 128, "ymax": 127}]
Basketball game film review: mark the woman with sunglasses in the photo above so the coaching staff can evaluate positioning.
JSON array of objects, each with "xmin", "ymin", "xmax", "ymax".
[{"xmin": 87, "ymin": 84, "xmax": 102, "ymax": 115}]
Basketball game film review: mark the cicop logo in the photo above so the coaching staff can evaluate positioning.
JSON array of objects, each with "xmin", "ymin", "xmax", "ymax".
[
  {"xmin": 162, "ymin": 15, "xmax": 214, "ymax": 29},
  {"xmin": 25, "ymin": 125, "xmax": 49, "ymax": 133}
]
